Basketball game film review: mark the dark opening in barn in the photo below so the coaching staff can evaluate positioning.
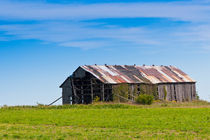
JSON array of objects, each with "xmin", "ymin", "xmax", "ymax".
[{"xmin": 60, "ymin": 65, "xmax": 196, "ymax": 104}]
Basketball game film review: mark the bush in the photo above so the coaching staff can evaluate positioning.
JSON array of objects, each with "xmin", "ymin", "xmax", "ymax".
[
  {"xmin": 195, "ymin": 92, "xmax": 199, "ymax": 100},
  {"xmin": 136, "ymin": 94, "xmax": 154, "ymax": 105},
  {"xmin": 93, "ymin": 96, "xmax": 100, "ymax": 103},
  {"xmin": 161, "ymin": 103, "xmax": 168, "ymax": 107}
]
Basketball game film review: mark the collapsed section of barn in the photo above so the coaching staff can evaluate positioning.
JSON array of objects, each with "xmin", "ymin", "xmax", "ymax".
[{"xmin": 60, "ymin": 65, "xmax": 196, "ymax": 104}]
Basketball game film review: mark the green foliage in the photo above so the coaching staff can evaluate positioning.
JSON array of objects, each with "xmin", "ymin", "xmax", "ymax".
[
  {"xmin": 0, "ymin": 105, "xmax": 209, "ymax": 139},
  {"xmin": 136, "ymin": 94, "xmax": 154, "ymax": 105},
  {"xmin": 139, "ymin": 84, "xmax": 159, "ymax": 100},
  {"xmin": 152, "ymin": 85, "xmax": 159, "ymax": 100},
  {"xmin": 139, "ymin": 84, "xmax": 146, "ymax": 94},
  {"xmin": 112, "ymin": 84, "xmax": 159, "ymax": 103},
  {"xmin": 93, "ymin": 96, "xmax": 100, "ymax": 103},
  {"xmin": 161, "ymin": 103, "xmax": 168, "ymax": 107},
  {"xmin": 112, "ymin": 84, "xmax": 129, "ymax": 102},
  {"xmin": 196, "ymin": 92, "xmax": 200, "ymax": 100},
  {"xmin": 36, "ymin": 102, "xmax": 45, "ymax": 106}
]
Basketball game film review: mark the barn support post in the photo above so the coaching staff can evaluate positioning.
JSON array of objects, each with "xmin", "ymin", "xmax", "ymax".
[
  {"xmin": 192, "ymin": 83, "xmax": 196, "ymax": 100},
  {"xmin": 71, "ymin": 78, "xmax": 75, "ymax": 103},
  {"xmin": 91, "ymin": 79, "xmax": 94, "ymax": 103},
  {"xmin": 48, "ymin": 96, "xmax": 62, "ymax": 106},
  {"xmin": 173, "ymin": 84, "xmax": 177, "ymax": 101},
  {"xmin": 131, "ymin": 84, "xmax": 134, "ymax": 101},
  {"xmin": 102, "ymin": 84, "xmax": 105, "ymax": 101},
  {"xmin": 104, "ymin": 84, "xmax": 112, "ymax": 101},
  {"xmin": 71, "ymin": 78, "xmax": 79, "ymax": 104},
  {"xmin": 81, "ymin": 85, "xmax": 84, "ymax": 104},
  {"xmin": 127, "ymin": 84, "xmax": 130, "ymax": 100}
]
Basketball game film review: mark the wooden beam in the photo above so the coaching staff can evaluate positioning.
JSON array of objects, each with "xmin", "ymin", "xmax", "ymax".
[
  {"xmin": 114, "ymin": 93, "xmax": 134, "ymax": 103},
  {"xmin": 131, "ymin": 84, "xmax": 134, "ymax": 101},
  {"xmin": 48, "ymin": 96, "xmax": 62, "ymax": 106},
  {"xmin": 70, "ymin": 78, "xmax": 79, "ymax": 104},
  {"xmin": 91, "ymin": 79, "xmax": 94, "ymax": 103},
  {"xmin": 102, "ymin": 84, "xmax": 105, "ymax": 101},
  {"xmin": 81, "ymin": 85, "xmax": 84, "ymax": 104}
]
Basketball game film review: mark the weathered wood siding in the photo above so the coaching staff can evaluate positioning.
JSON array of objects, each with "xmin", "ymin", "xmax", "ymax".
[
  {"xmin": 61, "ymin": 67, "xmax": 196, "ymax": 104},
  {"xmin": 73, "ymin": 67, "xmax": 86, "ymax": 78},
  {"xmin": 157, "ymin": 83, "xmax": 196, "ymax": 101},
  {"xmin": 61, "ymin": 77, "xmax": 73, "ymax": 104},
  {"xmin": 191, "ymin": 84, "xmax": 196, "ymax": 100}
]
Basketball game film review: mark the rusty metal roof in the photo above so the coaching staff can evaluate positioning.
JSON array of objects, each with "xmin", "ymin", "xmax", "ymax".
[{"xmin": 80, "ymin": 65, "xmax": 195, "ymax": 84}]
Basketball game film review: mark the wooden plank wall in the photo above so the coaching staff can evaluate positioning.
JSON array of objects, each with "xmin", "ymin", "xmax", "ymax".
[
  {"xmin": 158, "ymin": 84, "xmax": 164, "ymax": 100},
  {"xmin": 191, "ymin": 84, "xmax": 196, "ymax": 100},
  {"xmin": 157, "ymin": 83, "xmax": 196, "ymax": 102},
  {"xmin": 61, "ymin": 78, "xmax": 73, "ymax": 104},
  {"xmin": 62, "ymin": 87, "xmax": 73, "ymax": 104}
]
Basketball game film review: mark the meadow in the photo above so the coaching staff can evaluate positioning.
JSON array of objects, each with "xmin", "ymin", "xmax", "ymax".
[{"xmin": 0, "ymin": 101, "xmax": 210, "ymax": 140}]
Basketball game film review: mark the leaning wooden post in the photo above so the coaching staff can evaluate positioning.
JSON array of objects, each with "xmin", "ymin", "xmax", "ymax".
[{"xmin": 70, "ymin": 77, "xmax": 77, "ymax": 104}]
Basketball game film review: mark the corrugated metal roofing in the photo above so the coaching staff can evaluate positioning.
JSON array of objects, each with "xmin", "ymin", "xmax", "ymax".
[{"xmin": 80, "ymin": 65, "xmax": 195, "ymax": 84}]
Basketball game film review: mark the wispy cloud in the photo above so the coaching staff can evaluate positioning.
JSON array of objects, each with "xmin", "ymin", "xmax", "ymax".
[
  {"xmin": 175, "ymin": 25, "xmax": 210, "ymax": 42},
  {"xmin": 0, "ymin": 1, "xmax": 210, "ymax": 22},
  {"xmin": 0, "ymin": 22, "xmax": 163, "ymax": 49},
  {"xmin": 172, "ymin": 24, "xmax": 210, "ymax": 52},
  {"xmin": 1, "ymin": 21, "xmax": 210, "ymax": 51},
  {"xmin": 0, "ymin": 0, "xmax": 210, "ymax": 51}
]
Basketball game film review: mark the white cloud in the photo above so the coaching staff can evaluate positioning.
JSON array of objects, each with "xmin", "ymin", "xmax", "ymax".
[
  {"xmin": 175, "ymin": 25, "xmax": 210, "ymax": 42},
  {"xmin": 0, "ymin": 1, "xmax": 210, "ymax": 22},
  {"xmin": 0, "ymin": 22, "xmax": 163, "ymax": 49},
  {"xmin": 60, "ymin": 41, "xmax": 108, "ymax": 49},
  {"xmin": 0, "ymin": 1, "xmax": 210, "ymax": 50},
  {"xmin": 1, "ymin": 21, "xmax": 210, "ymax": 50}
]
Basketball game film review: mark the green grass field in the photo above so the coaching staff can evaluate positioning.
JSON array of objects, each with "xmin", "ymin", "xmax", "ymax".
[{"xmin": 0, "ymin": 101, "xmax": 210, "ymax": 140}]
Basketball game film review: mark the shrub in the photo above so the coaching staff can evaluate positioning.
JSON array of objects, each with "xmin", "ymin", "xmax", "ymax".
[
  {"xmin": 93, "ymin": 96, "xmax": 100, "ymax": 103},
  {"xmin": 161, "ymin": 103, "xmax": 168, "ymax": 107},
  {"xmin": 195, "ymin": 92, "xmax": 199, "ymax": 100},
  {"xmin": 136, "ymin": 94, "xmax": 154, "ymax": 105}
]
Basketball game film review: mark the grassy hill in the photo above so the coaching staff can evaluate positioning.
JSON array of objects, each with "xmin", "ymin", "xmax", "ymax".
[{"xmin": 0, "ymin": 101, "xmax": 210, "ymax": 140}]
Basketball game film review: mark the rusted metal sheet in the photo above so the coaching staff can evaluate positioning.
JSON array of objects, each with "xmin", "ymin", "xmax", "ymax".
[{"xmin": 81, "ymin": 65, "xmax": 195, "ymax": 84}]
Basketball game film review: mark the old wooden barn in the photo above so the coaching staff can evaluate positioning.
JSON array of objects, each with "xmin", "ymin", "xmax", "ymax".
[{"xmin": 60, "ymin": 65, "xmax": 196, "ymax": 104}]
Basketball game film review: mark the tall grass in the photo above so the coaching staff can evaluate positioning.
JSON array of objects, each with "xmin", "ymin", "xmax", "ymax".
[
  {"xmin": 1, "ymin": 100, "xmax": 209, "ymax": 110},
  {"xmin": 0, "ymin": 104, "xmax": 209, "ymax": 139}
]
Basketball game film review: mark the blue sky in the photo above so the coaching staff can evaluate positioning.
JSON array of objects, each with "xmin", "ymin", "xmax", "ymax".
[{"xmin": 0, "ymin": 0, "xmax": 210, "ymax": 105}]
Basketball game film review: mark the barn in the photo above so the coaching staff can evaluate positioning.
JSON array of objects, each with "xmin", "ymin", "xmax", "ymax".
[{"xmin": 60, "ymin": 65, "xmax": 196, "ymax": 104}]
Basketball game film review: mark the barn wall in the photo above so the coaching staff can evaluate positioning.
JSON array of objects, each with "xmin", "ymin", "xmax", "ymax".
[
  {"xmin": 62, "ymin": 87, "xmax": 72, "ymax": 104},
  {"xmin": 61, "ymin": 77, "xmax": 73, "ymax": 104},
  {"xmin": 73, "ymin": 67, "xmax": 86, "ymax": 78},
  {"xmin": 157, "ymin": 83, "xmax": 196, "ymax": 101},
  {"xmin": 191, "ymin": 83, "xmax": 196, "ymax": 100}
]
